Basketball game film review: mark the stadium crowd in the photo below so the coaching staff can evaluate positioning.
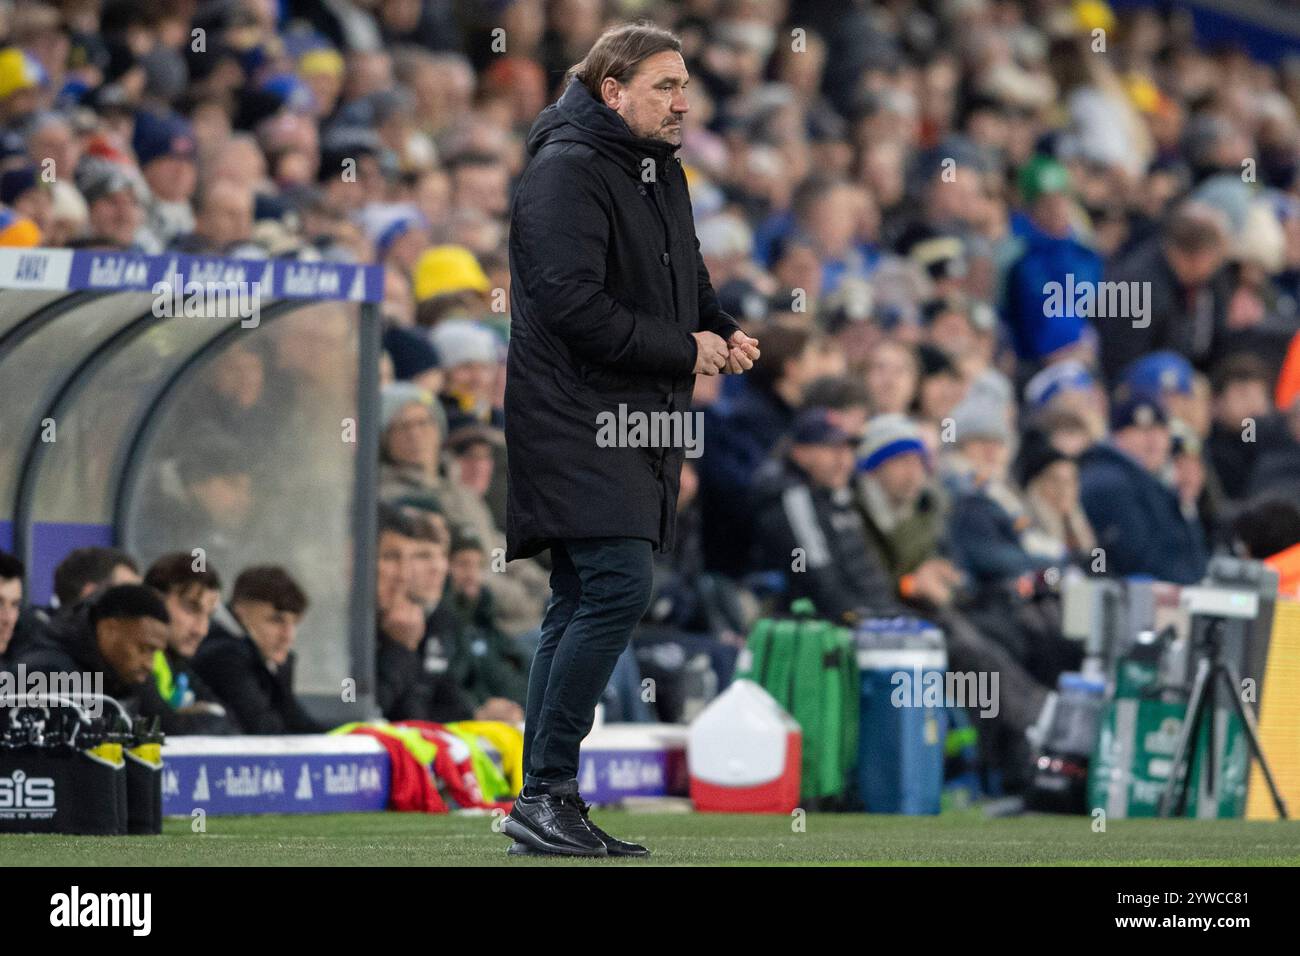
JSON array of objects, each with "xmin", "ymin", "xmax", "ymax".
[{"xmin": 5, "ymin": 0, "xmax": 1300, "ymax": 790}]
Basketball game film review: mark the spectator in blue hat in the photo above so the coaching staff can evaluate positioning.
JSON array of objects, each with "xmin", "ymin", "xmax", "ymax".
[
  {"xmin": 133, "ymin": 110, "xmax": 199, "ymax": 245},
  {"xmin": 1078, "ymin": 397, "xmax": 1208, "ymax": 583},
  {"xmin": 1023, "ymin": 359, "xmax": 1108, "ymax": 444},
  {"xmin": 1118, "ymin": 349, "xmax": 1207, "ymax": 433}
]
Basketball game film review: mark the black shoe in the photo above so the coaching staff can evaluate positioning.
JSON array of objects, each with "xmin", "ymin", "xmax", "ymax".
[
  {"xmin": 506, "ymin": 841, "xmax": 537, "ymax": 856},
  {"xmin": 575, "ymin": 796, "xmax": 650, "ymax": 857},
  {"xmin": 502, "ymin": 786, "xmax": 607, "ymax": 857}
]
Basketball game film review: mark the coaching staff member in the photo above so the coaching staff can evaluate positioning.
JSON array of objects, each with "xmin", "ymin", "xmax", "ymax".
[{"xmin": 503, "ymin": 22, "xmax": 760, "ymax": 857}]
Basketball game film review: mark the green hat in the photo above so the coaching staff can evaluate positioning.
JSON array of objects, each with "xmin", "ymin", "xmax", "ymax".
[{"xmin": 1019, "ymin": 155, "xmax": 1071, "ymax": 205}]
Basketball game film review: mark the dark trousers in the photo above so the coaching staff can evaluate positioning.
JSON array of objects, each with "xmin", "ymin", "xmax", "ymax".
[{"xmin": 522, "ymin": 537, "xmax": 654, "ymax": 791}]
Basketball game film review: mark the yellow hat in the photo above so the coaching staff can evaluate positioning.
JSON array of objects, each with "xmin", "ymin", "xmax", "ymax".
[
  {"xmin": 1124, "ymin": 72, "xmax": 1161, "ymax": 114},
  {"xmin": 412, "ymin": 245, "xmax": 491, "ymax": 302},
  {"xmin": 299, "ymin": 48, "xmax": 345, "ymax": 79},
  {"xmin": 0, "ymin": 47, "xmax": 43, "ymax": 100},
  {"xmin": 1072, "ymin": 0, "xmax": 1115, "ymax": 34},
  {"xmin": 0, "ymin": 214, "xmax": 42, "ymax": 247}
]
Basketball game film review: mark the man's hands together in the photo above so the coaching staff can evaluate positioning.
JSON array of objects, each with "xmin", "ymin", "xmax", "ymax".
[{"xmin": 692, "ymin": 329, "xmax": 761, "ymax": 376}]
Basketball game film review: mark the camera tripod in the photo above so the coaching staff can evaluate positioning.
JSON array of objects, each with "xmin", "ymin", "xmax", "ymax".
[{"xmin": 1158, "ymin": 618, "xmax": 1288, "ymax": 819}]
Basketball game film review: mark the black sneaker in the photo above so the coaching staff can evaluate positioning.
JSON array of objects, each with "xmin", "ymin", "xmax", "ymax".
[
  {"xmin": 575, "ymin": 796, "xmax": 650, "ymax": 857},
  {"xmin": 502, "ymin": 785, "xmax": 607, "ymax": 857}
]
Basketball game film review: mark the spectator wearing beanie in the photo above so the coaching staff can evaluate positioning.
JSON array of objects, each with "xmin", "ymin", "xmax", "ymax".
[
  {"xmin": 133, "ymin": 110, "xmax": 199, "ymax": 246},
  {"xmin": 941, "ymin": 400, "xmax": 1015, "ymax": 495},
  {"xmin": 856, "ymin": 414, "xmax": 1058, "ymax": 749},
  {"xmin": 383, "ymin": 324, "xmax": 443, "ymax": 395},
  {"xmin": 1078, "ymin": 397, "xmax": 1208, "ymax": 583},
  {"xmin": 1023, "ymin": 359, "xmax": 1108, "ymax": 444},
  {"xmin": 855, "ymin": 413, "xmax": 951, "ymax": 583},
  {"xmin": 1118, "ymin": 350, "xmax": 1200, "ymax": 432},
  {"xmin": 430, "ymin": 318, "xmax": 503, "ymax": 432}
]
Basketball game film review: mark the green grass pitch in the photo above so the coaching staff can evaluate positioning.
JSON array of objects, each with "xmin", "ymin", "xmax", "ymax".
[{"xmin": 4, "ymin": 811, "xmax": 1300, "ymax": 866}]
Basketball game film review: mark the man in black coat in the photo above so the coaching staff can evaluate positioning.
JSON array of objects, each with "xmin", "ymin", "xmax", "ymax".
[
  {"xmin": 192, "ymin": 566, "xmax": 326, "ymax": 735},
  {"xmin": 16, "ymin": 585, "xmax": 170, "ymax": 722},
  {"xmin": 1079, "ymin": 398, "xmax": 1209, "ymax": 584},
  {"xmin": 1098, "ymin": 201, "xmax": 1233, "ymax": 384},
  {"xmin": 502, "ymin": 22, "xmax": 759, "ymax": 858},
  {"xmin": 0, "ymin": 552, "xmax": 21, "ymax": 671}
]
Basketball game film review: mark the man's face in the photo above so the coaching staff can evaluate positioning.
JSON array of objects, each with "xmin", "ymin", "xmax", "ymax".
[
  {"xmin": 1029, "ymin": 459, "xmax": 1080, "ymax": 515},
  {"xmin": 446, "ymin": 362, "xmax": 496, "ymax": 403},
  {"xmin": 97, "ymin": 616, "xmax": 169, "ymax": 686},
  {"xmin": 1167, "ymin": 243, "xmax": 1224, "ymax": 287},
  {"xmin": 162, "ymin": 584, "xmax": 219, "ymax": 658},
  {"xmin": 145, "ymin": 155, "xmax": 198, "ymax": 203},
  {"xmin": 959, "ymin": 437, "xmax": 1010, "ymax": 484},
  {"xmin": 235, "ymin": 600, "xmax": 300, "ymax": 667},
  {"xmin": 1033, "ymin": 192, "xmax": 1074, "ymax": 238},
  {"xmin": 409, "ymin": 539, "xmax": 449, "ymax": 608},
  {"xmin": 604, "ymin": 50, "xmax": 690, "ymax": 146},
  {"xmin": 926, "ymin": 310, "xmax": 975, "ymax": 356},
  {"xmin": 377, "ymin": 530, "xmax": 418, "ymax": 611},
  {"xmin": 1115, "ymin": 423, "xmax": 1172, "ymax": 474},
  {"xmin": 385, "ymin": 402, "xmax": 441, "ymax": 469},
  {"xmin": 89, "ymin": 189, "xmax": 143, "ymax": 246},
  {"xmin": 448, "ymin": 548, "xmax": 484, "ymax": 602},
  {"xmin": 0, "ymin": 577, "xmax": 21, "ymax": 655},
  {"xmin": 454, "ymin": 443, "xmax": 495, "ymax": 496},
  {"xmin": 1215, "ymin": 380, "xmax": 1270, "ymax": 428},
  {"xmin": 866, "ymin": 344, "xmax": 919, "ymax": 414},
  {"xmin": 199, "ymin": 181, "xmax": 254, "ymax": 248},
  {"xmin": 791, "ymin": 443, "xmax": 855, "ymax": 490},
  {"xmin": 872, "ymin": 451, "xmax": 927, "ymax": 506}
]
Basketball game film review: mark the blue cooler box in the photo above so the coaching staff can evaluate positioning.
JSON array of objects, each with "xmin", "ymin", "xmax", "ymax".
[{"xmin": 855, "ymin": 617, "xmax": 947, "ymax": 814}]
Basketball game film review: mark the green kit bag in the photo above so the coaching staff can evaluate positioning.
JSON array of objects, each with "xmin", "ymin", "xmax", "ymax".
[{"xmin": 739, "ymin": 601, "xmax": 859, "ymax": 805}]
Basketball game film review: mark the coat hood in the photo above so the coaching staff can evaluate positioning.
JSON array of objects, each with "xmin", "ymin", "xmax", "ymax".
[{"xmin": 525, "ymin": 76, "xmax": 679, "ymax": 175}]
